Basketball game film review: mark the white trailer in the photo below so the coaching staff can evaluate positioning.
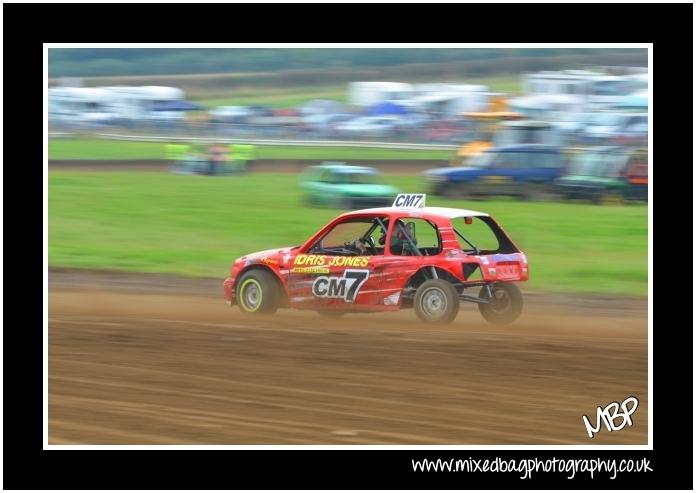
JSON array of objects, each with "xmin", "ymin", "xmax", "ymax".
[
  {"xmin": 347, "ymin": 82, "xmax": 415, "ymax": 107},
  {"xmin": 521, "ymin": 70, "xmax": 644, "ymax": 108},
  {"xmin": 102, "ymin": 86, "xmax": 186, "ymax": 121},
  {"xmin": 48, "ymin": 87, "xmax": 117, "ymax": 125}
]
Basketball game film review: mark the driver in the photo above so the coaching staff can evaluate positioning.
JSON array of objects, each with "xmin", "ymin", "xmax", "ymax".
[
  {"xmin": 345, "ymin": 238, "xmax": 368, "ymax": 254},
  {"xmin": 346, "ymin": 220, "xmax": 384, "ymax": 255},
  {"xmin": 379, "ymin": 219, "xmax": 412, "ymax": 255}
]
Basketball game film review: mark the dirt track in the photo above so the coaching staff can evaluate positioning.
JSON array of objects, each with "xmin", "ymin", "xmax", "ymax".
[{"xmin": 48, "ymin": 269, "xmax": 648, "ymax": 445}]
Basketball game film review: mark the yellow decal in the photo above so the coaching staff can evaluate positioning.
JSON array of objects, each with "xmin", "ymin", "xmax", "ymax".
[
  {"xmin": 294, "ymin": 254, "xmax": 369, "ymax": 268},
  {"xmin": 328, "ymin": 256, "xmax": 369, "ymax": 267},
  {"xmin": 294, "ymin": 254, "xmax": 327, "ymax": 266},
  {"xmin": 260, "ymin": 257, "xmax": 278, "ymax": 265},
  {"xmin": 291, "ymin": 266, "xmax": 330, "ymax": 274}
]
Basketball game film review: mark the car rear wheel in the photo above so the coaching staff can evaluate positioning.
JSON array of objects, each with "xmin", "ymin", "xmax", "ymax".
[
  {"xmin": 441, "ymin": 183, "xmax": 460, "ymax": 199},
  {"xmin": 414, "ymin": 279, "xmax": 459, "ymax": 324},
  {"xmin": 236, "ymin": 269, "xmax": 281, "ymax": 315},
  {"xmin": 523, "ymin": 183, "xmax": 555, "ymax": 201},
  {"xmin": 337, "ymin": 197, "xmax": 354, "ymax": 210},
  {"xmin": 478, "ymin": 283, "xmax": 523, "ymax": 325}
]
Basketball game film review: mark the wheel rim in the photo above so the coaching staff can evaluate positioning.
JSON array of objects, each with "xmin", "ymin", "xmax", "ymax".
[
  {"xmin": 488, "ymin": 288, "xmax": 511, "ymax": 314},
  {"xmin": 420, "ymin": 287, "xmax": 448, "ymax": 318},
  {"xmin": 240, "ymin": 279, "xmax": 263, "ymax": 312}
]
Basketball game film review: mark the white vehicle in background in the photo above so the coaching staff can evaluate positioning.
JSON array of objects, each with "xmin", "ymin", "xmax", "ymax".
[
  {"xmin": 521, "ymin": 70, "xmax": 644, "ymax": 109},
  {"xmin": 209, "ymin": 105, "xmax": 255, "ymax": 123},
  {"xmin": 303, "ymin": 113, "xmax": 355, "ymax": 133},
  {"xmin": 103, "ymin": 85, "xmax": 187, "ymax": 123},
  {"xmin": 334, "ymin": 116, "xmax": 400, "ymax": 137},
  {"xmin": 347, "ymin": 82, "xmax": 415, "ymax": 107},
  {"xmin": 549, "ymin": 111, "xmax": 591, "ymax": 134},
  {"xmin": 48, "ymin": 87, "xmax": 118, "ymax": 127},
  {"xmin": 298, "ymin": 99, "xmax": 346, "ymax": 116},
  {"xmin": 408, "ymin": 83, "xmax": 490, "ymax": 116},
  {"xmin": 508, "ymin": 94, "xmax": 584, "ymax": 120},
  {"xmin": 624, "ymin": 72, "xmax": 649, "ymax": 93},
  {"xmin": 583, "ymin": 113, "xmax": 648, "ymax": 142}
]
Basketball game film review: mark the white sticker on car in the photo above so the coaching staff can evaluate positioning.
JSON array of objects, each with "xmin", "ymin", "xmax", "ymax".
[{"xmin": 311, "ymin": 269, "xmax": 370, "ymax": 303}]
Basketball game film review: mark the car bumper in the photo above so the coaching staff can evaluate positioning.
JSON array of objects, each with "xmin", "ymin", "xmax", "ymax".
[
  {"xmin": 558, "ymin": 184, "xmax": 600, "ymax": 199},
  {"xmin": 223, "ymin": 277, "xmax": 236, "ymax": 305}
]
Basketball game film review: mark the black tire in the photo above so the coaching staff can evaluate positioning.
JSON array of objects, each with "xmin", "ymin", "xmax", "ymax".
[
  {"xmin": 236, "ymin": 269, "xmax": 281, "ymax": 315},
  {"xmin": 413, "ymin": 279, "xmax": 460, "ymax": 324},
  {"xmin": 598, "ymin": 190, "xmax": 626, "ymax": 206},
  {"xmin": 478, "ymin": 283, "xmax": 523, "ymax": 325},
  {"xmin": 335, "ymin": 196, "xmax": 353, "ymax": 210},
  {"xmin": 440, "ymin": 183, "xmax": 460, "ymax": 199},
  {"xmin": 523, "ymin": 183, "xmax": 551, "ymax": 201}
]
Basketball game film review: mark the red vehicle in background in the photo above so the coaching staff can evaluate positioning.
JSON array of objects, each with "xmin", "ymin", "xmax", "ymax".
[{"xmin": 223, "ymin": 194, "xmax": 529, "ymax": 324}]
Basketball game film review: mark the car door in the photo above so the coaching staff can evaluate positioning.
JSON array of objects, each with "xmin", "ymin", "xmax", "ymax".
[
  {"xmin": 375, "ymin": 217, "xmax": 440, "ymax": 307},
  {"xmin": 314, "ymin": 170, "xmax": 339, "ymax": 205},
  {"xmin": 536, "ymin": 150, "xmax": 563, "ymax": 182},
  {"xmin": 517, "ymin": 150, "xmax": 560, "ymax": 185},
  {"xmin": 480, "ymin": 151, "xmax": 516, "ymax": 196},
  {"xmin": 287, "ymin": 217, "xmax": 385, "ymax": 311}
]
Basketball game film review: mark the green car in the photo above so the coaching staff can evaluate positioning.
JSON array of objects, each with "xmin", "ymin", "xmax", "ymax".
[
  {"xmin": 556, "ymin": 147, "xmax": 647, "ymax": 204},
  {"xmin": 299, "ymin": 162, "xmax": 400, "ymax": 209}
]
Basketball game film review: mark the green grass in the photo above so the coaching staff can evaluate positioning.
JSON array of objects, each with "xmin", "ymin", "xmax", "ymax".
[
  {"xmin": 48, "ymin": 139, "xmax": 453, "ymax": 161},
  {"xmin": 49, "ymin": 139, "xmax": 168, "ymax": 160},
  {"xmin": 49, "ymin": 171, "xmax": 648, "ymax": 296}
]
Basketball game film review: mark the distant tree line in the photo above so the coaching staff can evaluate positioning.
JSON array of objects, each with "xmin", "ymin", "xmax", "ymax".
[{"xmin": 48, "ymin": 48, "xmax": 646, "ymax": 78}]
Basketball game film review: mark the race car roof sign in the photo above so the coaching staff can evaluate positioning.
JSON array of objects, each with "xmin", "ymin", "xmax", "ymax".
[{"xmin": 393, "ymin": 193, "xmax": 426, "ymax": 208}]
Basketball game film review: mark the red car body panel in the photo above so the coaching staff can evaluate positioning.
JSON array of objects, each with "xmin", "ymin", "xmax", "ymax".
[{"xmin": 224, "ymin": 206, "xmax": 528, "ymax": 311}]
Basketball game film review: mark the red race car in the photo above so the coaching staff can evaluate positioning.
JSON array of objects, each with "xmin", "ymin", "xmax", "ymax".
[{"xmin": 223, "ymin": 194, "xmax": 529, "ymax": 324}]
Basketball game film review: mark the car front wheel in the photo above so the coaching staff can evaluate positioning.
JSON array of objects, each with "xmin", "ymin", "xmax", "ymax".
[{"xmin": 236, "ymin": 269, "xmax": 281, "ymax": 315}]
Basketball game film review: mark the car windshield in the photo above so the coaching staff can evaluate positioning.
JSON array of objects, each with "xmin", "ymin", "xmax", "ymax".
[
  {"xmin": 494, "ymin": 127, "xmax": 557, "ymax": 146},
  {"xmin": 339, "ymin": 172, "xmax": 384, "ymax": 185},
  {"xmin": 570, "ymin": 152, "xmax": 608, "ymax": 176},
  {"xmin": 468, "ymin": 152, "xmax": 496, "ymax": 168},
  {"xmin": 311, "ymin": 217, "xmax": 388, "ymax": 255},
  {"xmin": 593, "ymin": 80, "xmax": 627, "ymax": 96}
]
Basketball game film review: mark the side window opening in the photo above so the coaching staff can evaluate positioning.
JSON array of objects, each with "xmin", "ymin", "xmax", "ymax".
[
  {"xmin": 453, "ymin": 216, "xmax": 518, "ymax": 255},
  {"xmin": 311, "ymin": 216, "xmax": 389, "ymax": 256},
  {"xmin": 389, "ymin": 218, "xmax": 441, "ymax": 256}
]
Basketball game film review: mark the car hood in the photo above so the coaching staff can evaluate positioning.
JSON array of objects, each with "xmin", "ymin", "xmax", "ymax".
[
  {"xmin": 424, "ymin": 166, "xmax": 478, "ymax": 177},
  {"xmin": 237, "ymin": 246, "xmax": 299, "ymax": 267}
]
